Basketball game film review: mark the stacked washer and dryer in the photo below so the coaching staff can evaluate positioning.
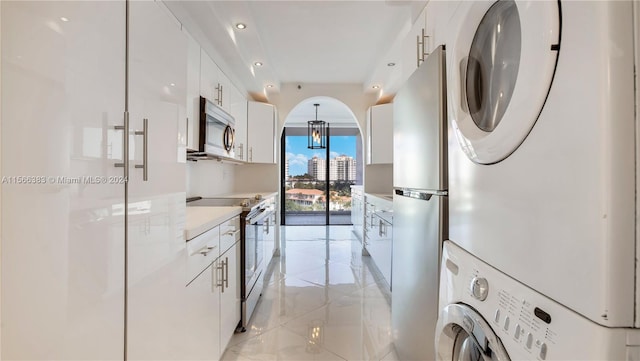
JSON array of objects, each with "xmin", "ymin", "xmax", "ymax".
[{"xmin": 436, "ymin": 0, "xmax": 640, "ymax": 360}]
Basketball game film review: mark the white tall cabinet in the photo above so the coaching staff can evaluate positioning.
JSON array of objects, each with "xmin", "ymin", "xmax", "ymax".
[
  {"xmin": 127, "ymin": 1, "xmax": 187, "ymax": 358},
  {"xmin": 2, "ymin": 1, "xmax": 186, "ymax": 359},
  {"xmin": 1, "ymin": 1, "xmax": 126, "ymax": 359}
]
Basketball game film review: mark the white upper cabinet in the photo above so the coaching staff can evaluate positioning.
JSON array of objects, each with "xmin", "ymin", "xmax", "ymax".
[
  {"xmin": 199, "ymin": 49, "xmax": 234, "ymax": 113},
  {"xmin": 185, "ymin": 29, "xmax": 201, "ymax": 151},
  {"xmin": 366, "ymin": 103, "xmax": 394, "ymax": 165},
  {"xmin": 199, "ymin": 50, "xmax": 217, "ymax": 105},
  {"xmin": 230, "ymin": 85, "xmax": 248, "ymax": 161},
  {"xmin": 247, "ymin": 101, "xmax": 276, "ymax": 164},
  {"xmin": 1, "ymin": 2, "xmax": 126, "ymax": 359}
]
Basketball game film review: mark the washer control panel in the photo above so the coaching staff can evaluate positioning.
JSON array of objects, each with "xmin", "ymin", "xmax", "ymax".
[
  {"xmin": 460, "ymin": 256, "xmax": 558, "ymax": 359},
  {"xmin": 491, "ymin": 288, "xmax": 554, "ymax": 360}
]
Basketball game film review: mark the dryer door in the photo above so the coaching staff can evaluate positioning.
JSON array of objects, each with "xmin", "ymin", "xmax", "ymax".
[
  {"xmin": 448, "ymin": 0, "xmax": 560, "ymax": 164},
  {"xmin": 435, "ymin": 304, "xmax": 510, "ymax": 361}
]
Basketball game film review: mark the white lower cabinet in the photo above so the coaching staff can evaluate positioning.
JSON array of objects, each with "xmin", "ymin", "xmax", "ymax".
[
  {"xmin": 351, "ymin": 186, "xmax": 364, "ymax": 241},
  {"xmin": 219, "ymin": 243, "xmax": 241, "ymax": 349},
  {"xmin": 185, "ymin": 215, "xmax": 240, "ymax": 361},
  {"xmin": 363, "ymin": 195, "xmax": 393, "ymax": 290},
  {"xmin": 184, "ymin": 262, "xmax": 221, "ymax": 360}
]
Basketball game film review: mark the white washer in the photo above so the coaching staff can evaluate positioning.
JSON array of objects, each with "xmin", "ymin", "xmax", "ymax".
[
  {"xmin": 436, "ymin": 241, "xmax": 640, "ymax": 360},
  {"xmin": 447, "ymin": 0, "xmax": 636, "ymax": 327}
]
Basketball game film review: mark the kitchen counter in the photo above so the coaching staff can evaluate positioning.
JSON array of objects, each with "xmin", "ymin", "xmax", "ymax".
[
  {"xmin": 213, "ymin": 191, "xmax": 278, "ymax": 200},
  {"xmin": 367, "ymin": 193, "xmax": 393, "ymax": 203},
  {"xmin": 184, "ymin": 206, "xmax": 242, "ymax": 241}
]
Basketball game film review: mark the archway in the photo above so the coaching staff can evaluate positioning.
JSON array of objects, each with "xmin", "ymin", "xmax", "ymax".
[{"xmin": 280, "ymin": 96, "xmax": 363, "ymax": 226}]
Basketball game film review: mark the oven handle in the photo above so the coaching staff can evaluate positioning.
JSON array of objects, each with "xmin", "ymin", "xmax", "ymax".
[{"xmin": 246, "ymin": 209, "xmax": 269, "ymax": 225}]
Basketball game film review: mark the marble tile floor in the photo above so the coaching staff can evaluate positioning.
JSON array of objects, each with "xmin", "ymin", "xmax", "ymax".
[{"xmin": 222, "ymin": 226, "xmax": 400, "ymax": 361}]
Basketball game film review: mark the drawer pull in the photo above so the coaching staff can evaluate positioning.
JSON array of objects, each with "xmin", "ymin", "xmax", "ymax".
[
  {"xmin": 199, "ymin": 245, "xmax": 216, "ymax": 256},
  {"xmin": 223, "ymin": 229, "xmax": 240, "ymax": 237}
]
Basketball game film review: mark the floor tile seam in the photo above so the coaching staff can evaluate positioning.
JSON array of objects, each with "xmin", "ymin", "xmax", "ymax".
[{"xmin": 278, "ymin": 320, "xmax": 351, "ymax": 361}]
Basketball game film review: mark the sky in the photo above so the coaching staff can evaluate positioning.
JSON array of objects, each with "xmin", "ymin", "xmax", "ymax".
[{"xmin": 286, "ymin": 135, "xmax": 356, "ymax": 176}]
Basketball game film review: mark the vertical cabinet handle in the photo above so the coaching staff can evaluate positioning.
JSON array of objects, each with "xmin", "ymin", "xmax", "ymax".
[
  {"xmin": 216, "ymin": 260, "xmax": 225, "ymax": 293},
  {"xmin": 134, "ymin": 118, "xmax": 148, "ymax": 181},
  {"xmin": 224, "ymin": 256, "xmax": 229, "ymax": 289},
  {"xmin": 249, "ymin": 147, "xmax": 253, "ymax": 162},
  {"xmin": 417, "ymin": 28, "xmax": 430, "ymax": 66},
  {"xmin": 113, "ymin": 111, "xmax": 129, "ymax": 179},
  {"xmin": 378, "ymin": 219, "xmax": 383, "ymax": 237},
  {"xmin": 220, "ymin": 85, "xmax": 223, "ymax": 106}
]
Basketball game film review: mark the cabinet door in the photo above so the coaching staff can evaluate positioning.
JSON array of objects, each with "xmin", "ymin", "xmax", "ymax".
[
  {"xmin": 218, "ymin": 70, "xmax": 231, "ymax": 111},
  {"xmin": 127, "ymin": 1, "xmax": 187, "ymax": 358},
  {"xmin": 247, "ymin": 101, "xmax": 276, "ymax": 164},
  {"xmin": 200, "ymin": 49, "xmax": 218, "ymax": 103},
  {"xmin": 229, "ymin": 85, "xmax": 248, "ymax": 161},
  {"xmin": 1, "ymin": 2, "xmax": 126, "ymax": 359},
  {"xmin": 185, "ymin": 29, "xmax": 201, "ymax": 151},
  {"xmin": 368, "ymin": 104, "xmax": 393, "ymax": 164},
  {"xmin": 219, "ymin": 243, "xmax": 241, "ymax": 351},
  {"xmin": 401, "ymin": 6, "xmax": 427, "ymax": 80},
  {"xmin": 183, "ymin": 263, "xmax": 221, "ymax": 360}
]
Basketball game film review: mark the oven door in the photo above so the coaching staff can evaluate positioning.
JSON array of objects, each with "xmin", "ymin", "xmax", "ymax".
[{"xmin": 245, "ymin": 210, "xmax": 267, "ymax": 296}]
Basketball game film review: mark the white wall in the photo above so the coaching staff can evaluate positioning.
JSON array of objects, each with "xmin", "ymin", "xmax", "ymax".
[
  {"xmin": 233, "ymin": 163, "xmax": 279, "ymax": 194},
  {"xmin": 364, "ymin": 164, "xmax": 393, "ymax": 195},
  {"xmin": 186, "ymin": 161, "xmax": 236, "ymax": 197}
]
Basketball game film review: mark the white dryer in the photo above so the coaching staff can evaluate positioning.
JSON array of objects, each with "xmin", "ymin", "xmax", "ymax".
[
  {"xmin": 436, "ymin": 241, "xmax": 640, "ymax": 360},
  {"xmin": 447, "ymin": 0, "xmax": 636, "ymax": 327}
]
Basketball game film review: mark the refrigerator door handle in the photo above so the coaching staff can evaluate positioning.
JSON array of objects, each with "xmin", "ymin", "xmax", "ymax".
[{"xmin": 394, "ymin": 188, "xmax": 447, "ymax": 201}]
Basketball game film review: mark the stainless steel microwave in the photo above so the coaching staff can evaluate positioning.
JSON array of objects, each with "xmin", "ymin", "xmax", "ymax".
[{"xmin": 199, "ymin": 96, "xmax": 235, "ymax": 158}]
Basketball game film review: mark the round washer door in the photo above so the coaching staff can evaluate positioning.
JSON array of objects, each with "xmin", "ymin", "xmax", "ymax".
[
  {"xmin": 448, "ymin": 0, "xmax": 560, "ymax": 164},
  {"xmin": 435, "ymin": 304, "xmax": 510, "ymax": 361}
]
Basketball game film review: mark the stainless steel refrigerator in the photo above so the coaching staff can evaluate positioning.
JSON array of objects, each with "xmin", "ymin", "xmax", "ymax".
[{"xmin": 392, "ymin": 45, "xmax": 447, "ymax": 360}]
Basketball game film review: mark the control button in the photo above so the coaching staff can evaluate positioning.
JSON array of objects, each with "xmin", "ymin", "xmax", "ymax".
[
  {"xmin": 526, "ymin": 333, "xmax": 533, "ymax": 349},
  {"xmin": 540, "ymin": 342, "xmax": 548, "ymax": 360},
  {"xmin": 514, "ymin": 324, "xmax": 521, "ymax": 340},
  {"xmin": 494, "ymin": 309, "xmax": 501, "ymax": 323},
  {"xmin": 503, "ymin": 316, "xmax": 510, "ymax": 331},
  {"xmin": 470, "ymin": 277, "xmax": 489, "ymax": 301}
]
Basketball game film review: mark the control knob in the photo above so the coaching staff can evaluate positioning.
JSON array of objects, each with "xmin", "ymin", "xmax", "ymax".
[{"xmin": 470, "ymin": 277, "xmax": 489, "ymax": 301}]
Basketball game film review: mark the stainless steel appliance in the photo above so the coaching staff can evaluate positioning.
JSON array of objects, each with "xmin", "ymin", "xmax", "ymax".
[
  {"xmin": 186, "ymin": 196, "xmax": 274, "ymax": 330},
  {"xmin": 392, "ymin": 45, "xmax": 447, "ymax": 360},
  {"xmin": 199, "ymin": 96, "xmax": 235, "ymax": 158}
]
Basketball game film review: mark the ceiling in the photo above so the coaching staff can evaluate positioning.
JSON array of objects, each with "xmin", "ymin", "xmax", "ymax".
[{"xmin": 164, "ymin": 1, "xmax": 426, "ymax": 104}]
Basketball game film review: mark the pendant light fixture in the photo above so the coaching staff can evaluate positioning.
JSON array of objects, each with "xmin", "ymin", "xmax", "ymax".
[{"xmin": 307, "ymin": 103, "xmax": 326, "ymax": 149}]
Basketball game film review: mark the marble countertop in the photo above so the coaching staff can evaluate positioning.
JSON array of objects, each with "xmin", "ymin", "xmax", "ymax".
[{"xmin": 184, "ymin": 206, "xmax": 242, "ymax": 241}]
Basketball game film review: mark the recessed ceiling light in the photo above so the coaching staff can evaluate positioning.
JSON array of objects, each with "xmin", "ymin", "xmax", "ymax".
[
  {"xmin": 170, "ymin": 83, "xmax": 175, "ymax": 87},
  {"xmin": 235, "ymin": 23, "xmax": 246, "ymax": 30},
  {"xmin": 372, "ymin": 85, "xmax": 380, "ymax": 89},
  {"xmin": 60, "ymin": 17, "xmax": 69, "ymax": 22},
  {"xmin": 387, "ymin": 62, "xmax": 396, "ymax": 67},
  {"xmin": 266, "ymin": 84, "xmax": 274, "ymax": 88},
  {"xmin": 254, "ymin": 62, "xmax": 263, "ymax": 67}
]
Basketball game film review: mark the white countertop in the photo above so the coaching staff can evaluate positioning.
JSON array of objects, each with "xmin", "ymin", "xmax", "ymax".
[
  {"xmin": 213, "ymin": 191, "xmax": 278, "ymax": 200},
  {"xmin": 367, "ymin": 193, "xmax": 394, "ymax": 203},
  {"xmin": 184, "ymin": 206, "xmax": 242, "ymax": 241}
]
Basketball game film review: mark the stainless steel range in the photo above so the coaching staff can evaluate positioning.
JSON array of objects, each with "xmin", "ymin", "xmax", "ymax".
[{"xmin": 187, "ymin": 196, "xmax": 274, "ymax": 331}]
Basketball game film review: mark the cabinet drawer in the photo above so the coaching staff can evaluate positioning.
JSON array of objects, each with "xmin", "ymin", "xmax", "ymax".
[
  {"xmin": 186, "ymin": 226, "xmax": 220, "ymax": 284},
  {"xmin": 219, "ymin": 216, "xmax": 240, "ymax": 253}
]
